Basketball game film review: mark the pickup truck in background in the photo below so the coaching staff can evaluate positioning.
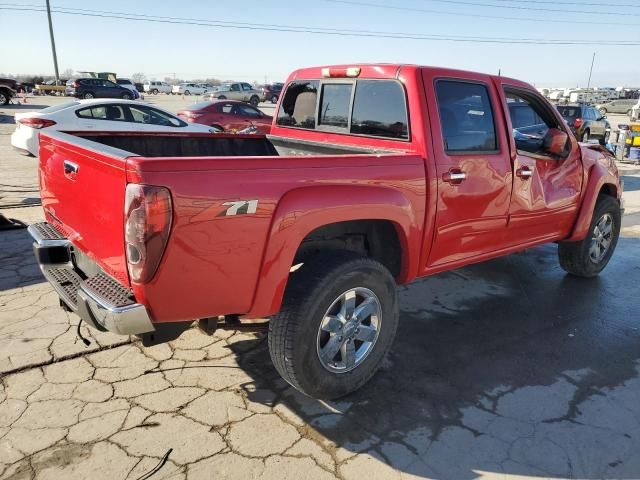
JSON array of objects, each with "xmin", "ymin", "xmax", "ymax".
[
  {"xmin": 0, "ymin": 78, "xmax": 17, "ymax": 105},
  {"xmin": 29, "ymin": 64, "xmax": 623, "ymax": 399}
]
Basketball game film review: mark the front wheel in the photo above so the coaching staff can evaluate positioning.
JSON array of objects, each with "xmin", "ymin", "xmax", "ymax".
[
  {"xmin": 581, "ymin": 130, "xmax": 590, "ymax": 142},
  {"xmin": 268, "ymin": 252, "xmax": 399, "ymax": 400},
  {"xmin": 152, "ymin": 89, "xmax": 159, "ymax": 95},
  {"xmin": 121, "ymin": 93, "xmax": 131, "ymax": 100},
  {"xmin": 599, "ymin": 108, "xmax": 607, "ymax": 116},
  {"xmin": 249, "ymin": 95, "xmax": 259, "ymax": 106},
  {"xmin": 271, "ymin": 95, "xmax": 278, "ymax": 104},
  {"xmin": 83, "ymin": 92, "xmax": 94, "ymax": 99},
  {"xmin": 184, "ymin": 90, "xmax": 190, "ymax": 96},
  {"xmin": 0, "ymin": 91, "xmax": 8, "ymax": 105},
  {"xmin": 558, "ymin": 195, "xmax": 621, "ymax": 277}
]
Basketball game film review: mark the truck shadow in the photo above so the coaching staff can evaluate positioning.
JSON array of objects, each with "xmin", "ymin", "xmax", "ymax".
[
  {"xmin": 0, "ymin": 228, "xmax": 45, "ymax": 292},
  {"xmin": 228, "ymin": 239, "xmax": 640, "ymax": 479}
]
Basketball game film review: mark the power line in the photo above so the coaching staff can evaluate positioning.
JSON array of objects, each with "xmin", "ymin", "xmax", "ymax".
[
  {"xmin": 423, "ymin": 0, "xmax": 639, "ymax": 17},
  {"xmin": 485, "ymin": 0, "xmax": 639, "ymax": 7},
  {"xmin": 323, "ymin": 0, "xmax": 639, "ymax": 26},
  {"xmin": 1, "ymin": 5, "xmax": 639, "ymax": 46}
]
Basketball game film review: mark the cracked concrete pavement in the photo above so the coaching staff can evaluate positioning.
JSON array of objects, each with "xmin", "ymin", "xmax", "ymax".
[{"xmin": 2, "ymin": 102, "xmax": 640, "ymax": 479}]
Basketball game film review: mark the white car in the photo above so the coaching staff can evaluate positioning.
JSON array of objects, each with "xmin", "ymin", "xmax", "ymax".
[
  {"xmin": 143, "ymin": 81, "xmax": 172, "ymax": 95},
  {"xmin": 630, "ymin": 100, "xmax": 640, "ymax": 122},
  {"xmin": 172, "ymin": 83, "xmax": 209, "ymax": 95},
  {"xmin": 11, "ymin": 99, "xmax": 217, "ymax": 157}
]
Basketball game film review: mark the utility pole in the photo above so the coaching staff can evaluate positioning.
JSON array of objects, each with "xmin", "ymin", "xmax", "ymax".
[
  {"xmin": 45, "ymin": 0, "xmax": 60, "ymax": 85},
  {"xmin": 587, "ymin": 52, "xmax": 596, "ymax": 89}
]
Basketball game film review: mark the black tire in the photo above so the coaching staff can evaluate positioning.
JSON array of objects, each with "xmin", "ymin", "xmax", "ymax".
[
  {"xmin": 249, "ymin": 95, "xmax": 259, "ymax": 106},
  {"xmin": 558, "ymin": 195, "xmax": 621, "ymax": 278},
  {"xmin": 599, "ymin": 108, "xmax": 607, "ymax": 116},
  {"xmin": 121, "ymin": 93, "xmax": 132, "ymax": 100},
  {"xmin": 581, "ymin": 130, "xmax": 590, "ymax": 142},
  {"xmin": 268, "ymin": 252, "xmax": 399, "ymax": 400},
  {"xmin": 83, "ymin": 92, "xmax": 94, "ymax": 99},
  {"xmin": 184, "ymin": 90, "xmax": 191, "ymax": 96},
  {"xmin": 271, "ymin": 95, "xmax": 278, "ymax": 104},
  {"xmin": 627, "ymin": 109, "xmax": 632, "ymax": 116},
  {"xmin": 600, "ymin": 131, "xmax": 610, "ymax": 146},
  {"xmin": 0, "ymin": 90, "xmax": 8, "ymax": 106},
  {"xmin": 217, "ymin": 95, "xmax": 226, "ymax": 100},
  {"xmin": 211, "ymin": 124, "xmax": 224, "ymax": 132},
  {"xmin": 152, "ymin": 89, "xmax": 159, "ymax": 95}
]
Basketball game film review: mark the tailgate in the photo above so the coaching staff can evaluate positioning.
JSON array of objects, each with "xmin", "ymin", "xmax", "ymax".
[{"xmin": 39, "ymin": 131, "xmax": 132, "ymax": 287}]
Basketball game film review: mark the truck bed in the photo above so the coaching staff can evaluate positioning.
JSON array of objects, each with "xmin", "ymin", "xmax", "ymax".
[
  {"xmin": 38, "ymin": 130, "xmax": 424, "ymax": 323},
  {"xmin": 77, "ymin": 132, "xmax": 398, "ymax": 158}
]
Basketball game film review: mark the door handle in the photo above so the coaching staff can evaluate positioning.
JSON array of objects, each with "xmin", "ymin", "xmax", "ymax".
[
  {"xmin": 442, "ymin": 169, "xmax": 466, "ymax": 184},
  {"xmin": 63, "ymin": 160, "xmax": 79, "ymax": 179},
  {"xmin": 516, "ymin": 166, "xmax": 533, "ymax": 179}
]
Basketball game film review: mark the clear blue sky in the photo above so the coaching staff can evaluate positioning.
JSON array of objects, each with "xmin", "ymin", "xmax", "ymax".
[{"xmin": 1, "ymin": 0, "xmax": 638, "ymax": 87}]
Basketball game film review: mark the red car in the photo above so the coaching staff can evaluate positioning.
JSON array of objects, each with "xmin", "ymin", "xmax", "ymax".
[
  {"xmin": 31, "ymin": 64, "xmax": 623, "ymax": 400},
  {"xmin": 177, "ymin": 100, "xmax": 272, "ymax": 133}
]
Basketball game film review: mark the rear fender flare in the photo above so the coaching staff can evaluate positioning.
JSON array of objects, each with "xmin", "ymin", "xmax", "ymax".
[{"xmin": 246, "ymin": 185, "xmax": 420, "ymax": 317}]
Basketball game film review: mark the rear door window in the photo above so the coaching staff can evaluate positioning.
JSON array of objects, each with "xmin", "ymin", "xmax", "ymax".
[
  {"xmin": 318, "ymin": 83, "xmax": 353, "ymax": 129},
  {"xmin": 350, "ymin": 80, "xmax": 408, "ymax": 139},
  {"xmin": 435, "ymin": 80, "xmax": 498, "ymax": 153},
  {"xmin": 277, "ymin": 80, "xmax": 319, "ymax": 129}
]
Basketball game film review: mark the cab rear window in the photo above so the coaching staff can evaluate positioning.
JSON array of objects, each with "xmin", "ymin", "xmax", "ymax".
[{"xmin": 276, "ymin": 79, "xmax": 409, "ymax": 140}]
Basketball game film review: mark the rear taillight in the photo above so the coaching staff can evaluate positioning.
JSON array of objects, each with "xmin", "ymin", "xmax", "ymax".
[
  {"xmin": 124, "ymin": 184, "xmax": 173, "ymax": 284},
  {"xmin": 574, "ymin": 118, "xmax": 583, "ymax": 128},
  {"xmin": 18, "ymin": 118, "xmax": 56, "ymax": 129}
]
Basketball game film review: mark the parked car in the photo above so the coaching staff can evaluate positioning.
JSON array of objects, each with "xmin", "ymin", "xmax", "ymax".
[
  {"xmin": 11, "ymin": 99, "xmax": 216, "ymax": 156},
  {"xmin": 172, "ymin": 83, "xmax": 209, "ymax": 95},
  {"xmin": 0, "ymin": 78, "xmax": 17, "ymax": 105},
  {"xmin": 596, "ymin": 99, "xmax": 638, "ymax": 116},
  {"xmin": 134, "ymin": 83, "xmax": 145, "ymax": 93},
  {"xmin": 68, "ymin": 78, "xmax": 140, "ymax": 100},
  {"xmin": 557, "ymin": 104, "xmax": 610, "ymax": 144},
  {"xmin": 29, "ymin": 64, "xmax": 623, "ymax": 400},
  {"xmin": 144, "ymin": 81, "xmax": 172, "ymax": 95},
  {"xmin": 261, "ymin": 83, "xmax": 284, "ymax": 103},
  {"xmin": 177, "ymin": 100, "xmax": 272, "ymax": 133},
  {"xmin": 203, "ymin": 82, "xmax": 261, "ymax": 106},
  {"xmin": 116, "ymin": 78, "xmax": 138, "ymax": 94},
  {"xmin": 629, "ymin": 100, "xmax": 640, "ymax": 122}
]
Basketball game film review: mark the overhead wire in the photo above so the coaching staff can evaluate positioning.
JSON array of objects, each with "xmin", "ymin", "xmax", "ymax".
[{"xmin": 0, "ymin": 4, "xmax": 639, "ymax": 45}]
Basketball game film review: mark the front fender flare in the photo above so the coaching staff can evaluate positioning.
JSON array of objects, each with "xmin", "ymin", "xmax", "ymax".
[
  {"xmin": 565, "ymin": 163, "xmax": 620, "ymax": 242},
  {"xmin": 246, "ymin": 185, "xmax": 421, "ymax": 317}
]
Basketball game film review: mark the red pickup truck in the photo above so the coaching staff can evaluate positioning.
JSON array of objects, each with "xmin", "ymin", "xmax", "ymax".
[{"xmin": 29, "ymin": 64, "xmax": 623, "ymax": 399}]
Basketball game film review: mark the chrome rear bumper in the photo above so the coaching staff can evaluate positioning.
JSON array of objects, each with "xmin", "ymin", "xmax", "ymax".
[{"xmin": 28, "ymin": 222, "xmax": 155, "ymax": 336}]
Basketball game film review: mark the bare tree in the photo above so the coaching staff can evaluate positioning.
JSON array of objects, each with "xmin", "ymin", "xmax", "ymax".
[
  {"xmin": 131, "ymin": 72, "xmax": 146, "ymax": 84},
  {"xmin": 61, "ymin": 68, "xmax": 75, "ymax": 79}
]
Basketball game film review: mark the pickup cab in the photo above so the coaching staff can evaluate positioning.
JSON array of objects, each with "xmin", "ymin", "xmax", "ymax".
[{"xmin": 29, "ymin": 64, "xmax": 623, "ymax": 399}]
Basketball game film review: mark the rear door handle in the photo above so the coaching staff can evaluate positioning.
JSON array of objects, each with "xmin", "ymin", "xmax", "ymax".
[
  {"xmin": 442, "ymin": 169, "xmax": 466, "ymax": 184},
  {"xmin": 516, "ymin": 166, "xmax": 533, "ymax": 179}
]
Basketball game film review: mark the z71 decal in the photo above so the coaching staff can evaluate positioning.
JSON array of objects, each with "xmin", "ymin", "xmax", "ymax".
[{"xmin": 219, "ymin": 200, "xmax": 259, "ymax": 216}]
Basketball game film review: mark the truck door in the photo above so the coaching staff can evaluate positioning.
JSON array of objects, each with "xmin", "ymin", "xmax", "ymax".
[
  {"xmin": 499, "ymin": 85, "xmax": 582, "ymax": 245},
  {"xmin": 422, "ymin": 71, "xmax": 513, "ymax": 267}
]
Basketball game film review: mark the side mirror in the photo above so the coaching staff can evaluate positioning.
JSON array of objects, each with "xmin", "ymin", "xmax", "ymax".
[{"xmin": 543, "ymin": 128, "xmax": 570, "ymax": 158}]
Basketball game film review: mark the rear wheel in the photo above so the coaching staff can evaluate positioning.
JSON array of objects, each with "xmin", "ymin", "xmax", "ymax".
[
  {"xmin": 558, "ymin": 195, "xmax": 621, "ymax": 277},
  {"xmin": 152, "ymin": 89, "xmax": 159, "ymax": 95},
  {"xmin": 599, "ymin": 107, "xmax": 607, "ymax": 116},
  {"xmin": 268, "ymin": 252, "xmax": 399, "ymax": 399},
  {"xmin": 218, "ymin": 95, "xmax": 226, "ymax": 100},
  {"xmin": 249, "ymin": 95, "xmax": 259, "ymax": 106},
  {"xmin": 271, "ymin": 95, "xmax": 278, "ymax": 104},
  {"xmin": 83, "ymin": 92, "xmax": 94, "ymax": 99},
  {"xmin": 0, "ymin": 90, "xmax": 9, "ymax": 105},
  {"xmin": 185, "ymin": 90, "xmax": 191, "ymax": 95},
  {"xmin": 121, "ymin": 93, "xmax": 132, "ymax": 100}
]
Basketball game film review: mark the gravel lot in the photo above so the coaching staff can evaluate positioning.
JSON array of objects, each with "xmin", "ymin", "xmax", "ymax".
[{"xmin": 1, "ymin": 97, "xmax": 640, "ymax": 480}]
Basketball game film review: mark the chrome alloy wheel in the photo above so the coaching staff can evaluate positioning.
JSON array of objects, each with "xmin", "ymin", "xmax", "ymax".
[
  {"xmin": 589, "ymin": 213, "xmax": 614, "ymax": 263},
  {"xmin": 316, "ymin": 287, "xmax": 382, "ymax": 373}
]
